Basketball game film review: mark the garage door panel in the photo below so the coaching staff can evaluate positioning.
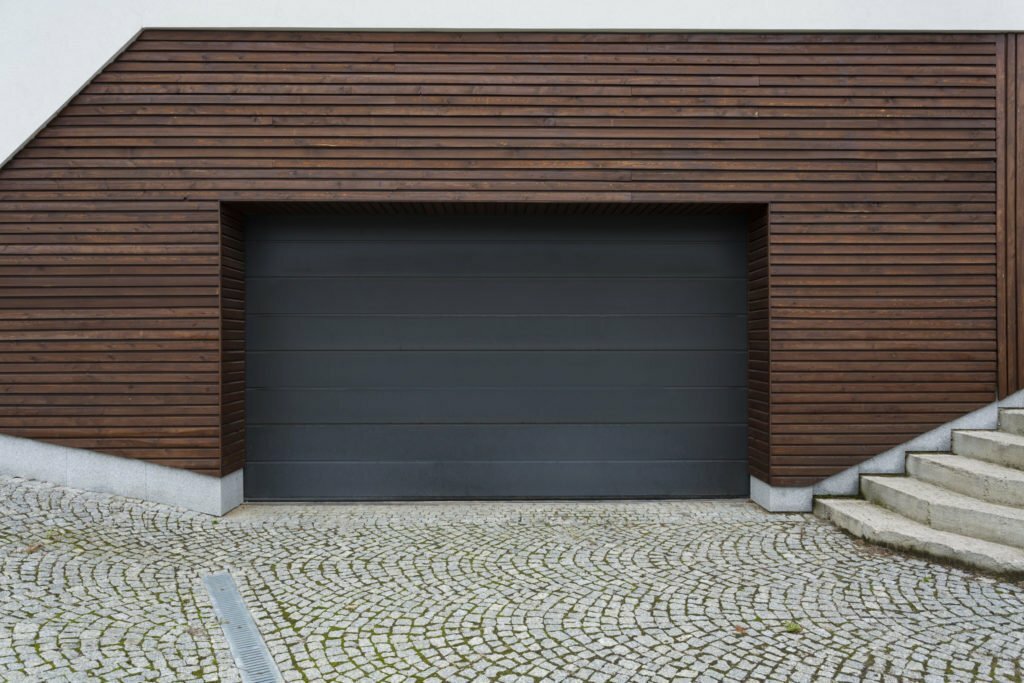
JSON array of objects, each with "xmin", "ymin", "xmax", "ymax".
[
  {"xmin": 249, "ymin": 241, "xmax": 745, "ymax": 278},
  {"xmin": 245, "ymin": 460, "xmax": 751, "ymax": 500},
  {"xmin": 248, "ymin": 386, "xmax": 746, "ymax": 424},
  {"xmin": 247, "ymin": 315, "xmax": 747, "ymax": 351},
  {"xmin": 246, "ymin": 214, "xmax": 737, "ymax": 244},
  {"xmin": 247, "ymin": 350, "xmax": 747, "ymax": 387},
  {"xmin": 245, "ymin": 211, "xmax": 748, "ymax": 500},
  {"xmin": 247, "ymin": 424, "xmax": 747, "ymax": 463},
  {"xmin": 247, "ymin": 277, "xmax": 747, "ymax": 315}
]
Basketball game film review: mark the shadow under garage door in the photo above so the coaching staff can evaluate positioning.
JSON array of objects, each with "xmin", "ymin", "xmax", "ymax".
[{"xmin": 244, "ymin": 208, "xmax": 749, "ymax": 500}]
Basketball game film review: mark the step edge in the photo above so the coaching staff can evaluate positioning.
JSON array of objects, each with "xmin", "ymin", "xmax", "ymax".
[
  {"xmin": 814, "ymin": 498, "xmax": 1024, "ymax": 576},
  {"xmin": 908, "ymin": 452, "xmax": 1024, "ymax": 479},
  {"xmin": 861, "ymin": 476, "xmax": 1024, "ymax": 519},
  {"xmin": 954, "ymin": 429, "xmax": 1024, "ymax": 443}
]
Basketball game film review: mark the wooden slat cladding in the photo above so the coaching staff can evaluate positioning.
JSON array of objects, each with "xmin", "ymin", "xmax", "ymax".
[
  {"xmin": 997, "ymin": 34, "xmax": 1024, "ymax": 396},
  {"xmin": 219, "ymin": 205, "xmax": 245, "ymax": 476},
  {"xmin": 0, "ymin": 30, "xmax": 1013, "ymax": 486},
  {"xmin": 1017, "ymin": 35, "xmax": 1024, "ymax": 396},
  {"xmin": 747, "ymin": 207, "xmax": 770, "ymax": 482}
]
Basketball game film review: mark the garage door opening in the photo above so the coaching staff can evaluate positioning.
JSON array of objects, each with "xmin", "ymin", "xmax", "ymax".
[{"xmin": 239, "ymin": 203, "xmax": 761, "ymax": 500}]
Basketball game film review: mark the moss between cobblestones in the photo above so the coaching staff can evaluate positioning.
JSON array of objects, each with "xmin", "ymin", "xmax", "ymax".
[{"xmin": 3, "ymin": 477, "xmax": 1024, "ymax": 682}]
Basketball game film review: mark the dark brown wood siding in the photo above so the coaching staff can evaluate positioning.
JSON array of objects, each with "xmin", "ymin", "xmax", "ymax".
[
  {"xmin": 219, "ymin": 204, "xmax": 245, "ymax": 476},
  {"xmin": 997, "ymin": 34, "xmax": 1024, "ymax": 397},
  {"xmin": 747, "ymin": 206, "xmax": 771, "ymax": 482},
  {"xmin": 1, "ymin": 30, "xmax": 1021, "ymax": 486}
]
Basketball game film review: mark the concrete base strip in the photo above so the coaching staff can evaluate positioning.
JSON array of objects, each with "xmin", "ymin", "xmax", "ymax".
[
  {"xmin": 0, "ymin": 433, "xmax": 242, "ymax": 516},
  {"xmin": 203, "ymin": 572, "xmax": 284, "ymax": 683}
]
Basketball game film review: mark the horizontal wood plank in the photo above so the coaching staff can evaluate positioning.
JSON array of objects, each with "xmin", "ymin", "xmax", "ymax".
[{"xmin": 0, "ymin": 30, "xmax": 1012, "ymax": 486}]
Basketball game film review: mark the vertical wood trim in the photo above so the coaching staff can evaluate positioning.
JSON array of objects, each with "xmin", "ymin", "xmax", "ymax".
[
  {"xmin": 999, "ymin": 32, "xmax": 1024, "ymax": 398},
  {"xmin": 997, "ymin": 35, "xmax": 1009, "ymax": 396},
  {"xmin": 1008, "ymin": 35, "xmax": 1019, "ymax": 396},
  {"xmin": 1016, "ymin": 34, "xmax": 1024, "ymax": 389},
  {"xmin": 765, "ymin": 203, "xmax": 773, "ymax": 485}
]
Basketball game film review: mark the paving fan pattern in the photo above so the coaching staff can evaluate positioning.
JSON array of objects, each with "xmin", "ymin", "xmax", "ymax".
[{"xmin": 0, "ymin": 476, "xmax": 1022, "ymax": 682}]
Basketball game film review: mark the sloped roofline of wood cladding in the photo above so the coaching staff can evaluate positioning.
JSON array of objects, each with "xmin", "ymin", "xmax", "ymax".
[{"xmin": 1, "ymin": 29, "xmax": 1022, "ymax": 487}]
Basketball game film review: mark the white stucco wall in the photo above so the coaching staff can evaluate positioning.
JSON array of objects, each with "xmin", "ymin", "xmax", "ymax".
[{"xmin": 1, "ymin": 0, "xmax": 1023, "ymax": 165}]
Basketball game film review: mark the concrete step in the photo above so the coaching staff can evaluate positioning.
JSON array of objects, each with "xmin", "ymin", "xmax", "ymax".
[
  {"xmin": 999, "ymin": 408, "xmax": 1024, "ymax": 437},
  {"xmin": 907, "ymin": 452, "xmax": 1024, "ymax": 509},
  {"xmin": 951, "ymin": 430, "xmax": 1024, "ymax": 471},
  {"xmin": 861, "ymin": 476, "xmax": 1024, "ymax": 549},
  {"xmin": 814, "ymin": 498, "xmax": 1024, "ymax": 576}
]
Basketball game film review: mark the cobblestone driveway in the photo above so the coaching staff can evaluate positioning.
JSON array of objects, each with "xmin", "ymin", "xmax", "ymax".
[{"xmin": 1, "ymin": 476, "xmax": 1023, "ymax": 682}]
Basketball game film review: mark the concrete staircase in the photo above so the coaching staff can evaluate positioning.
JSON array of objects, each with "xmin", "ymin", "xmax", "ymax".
[{"xmin": 815, "ymin": 408, "xmax": 1024, "ymax": 576}]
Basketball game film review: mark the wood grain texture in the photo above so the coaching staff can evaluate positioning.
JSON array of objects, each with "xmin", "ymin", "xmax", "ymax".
[
  {"xmin": 219, "ymin": 204, "xmax": 245, "ymax": 476},
  {"xmin": 747, "ymin": 207, "xmax": 771, "ymax": 482},
  {"xmin": 0, "ymin": 30, "xmax": 1015, "ymax": 486},
  {"xmin": 996, "ymin": 34, "xmax": 1024, "ymax": 398},
  {"xmin": 1018, "ymin": 35, "xmax": 1024, "ymax": 394}
]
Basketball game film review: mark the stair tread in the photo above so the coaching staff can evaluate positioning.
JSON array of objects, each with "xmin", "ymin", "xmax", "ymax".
[
  {"xmin": 908, "ymin": 452, "xmax": 1024, "ymax": 485},
  {"xmin": 951, "ymin": 429, "xmax": 1024, "ymax": 470},
  {"xmin": 956, "ymin": 429, "xmax": 1024, "ymax": 446},
  {"xmin": 907, "ymin": 452, "xmax": 1024, "ymax": 508},
  {"xmin": 999, "ymin": 409, "xmax": 1024, "ymax": 437},
  {"xmin": 815, "ymin": 498, "xmax": 1024, "ymax": 575},
  {"xmin": 861, "ymin": 475, "xmax": 1024, "ymax": 521}
]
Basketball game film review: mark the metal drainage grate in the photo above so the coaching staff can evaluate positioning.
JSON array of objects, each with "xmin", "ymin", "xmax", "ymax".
[{"xmin": 203, "ymin": 571, "xmax": 284, "ymax": 683}]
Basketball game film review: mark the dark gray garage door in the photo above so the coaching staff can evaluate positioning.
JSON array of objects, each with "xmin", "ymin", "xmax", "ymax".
[{"xmin": 245, "ymin": 210, "xmax": 748, "ymax": 500}]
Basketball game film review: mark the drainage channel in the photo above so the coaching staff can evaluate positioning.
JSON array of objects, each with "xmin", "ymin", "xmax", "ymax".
[{"xmin": 203, "ymin": 571, "xmax": 284, "ymax": 683}]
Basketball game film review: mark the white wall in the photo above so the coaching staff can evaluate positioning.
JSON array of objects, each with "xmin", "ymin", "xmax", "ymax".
[{"xmin": 1, "ymin": 0, "xmax": 1023, "ymax": 165}]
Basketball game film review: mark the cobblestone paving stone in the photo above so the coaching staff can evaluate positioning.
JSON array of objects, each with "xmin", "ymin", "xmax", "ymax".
[{"xmin": 1, "ymin": 476, "xmax": 1023, "ymax": 682}]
